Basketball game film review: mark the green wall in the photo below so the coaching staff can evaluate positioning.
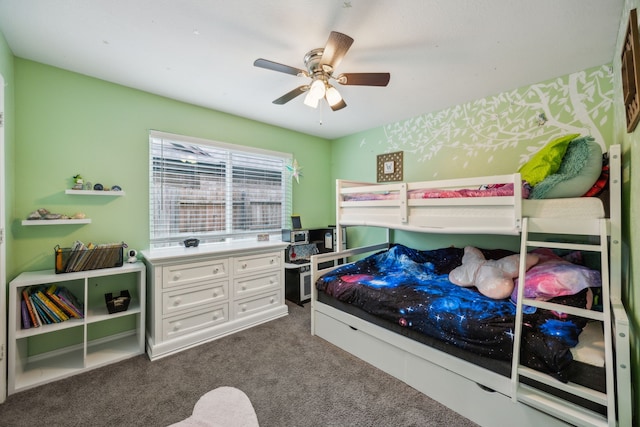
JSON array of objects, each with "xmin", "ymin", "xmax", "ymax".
[
  {"xmin": 0, "ymin": 30, "xmax": 15, "ymax": 285},
  {"xmin": 615, "ymin": 2, "xmax": 640, "ymax": 423},
  {"xmin": 331, "ymin": 64, "xmax": 616, "ymax": 252},
  {"xmin": 10, "ymin": 59, "xmax": 332, "ymax": 279}
]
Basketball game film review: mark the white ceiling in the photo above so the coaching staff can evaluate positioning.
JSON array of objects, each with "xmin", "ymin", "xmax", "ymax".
[{"xmin": 0, "ymin": 0, "xmax": 624, "ymax": 140}]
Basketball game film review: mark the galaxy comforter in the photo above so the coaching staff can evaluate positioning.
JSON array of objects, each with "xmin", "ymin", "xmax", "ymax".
[{"xmin": 315, "ymin": 244, "xmax": 593, "ymax": 381}]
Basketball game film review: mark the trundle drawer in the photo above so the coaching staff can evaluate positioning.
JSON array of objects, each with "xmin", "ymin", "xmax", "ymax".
[
  {"xmin": 234, "ymin": 290, "xmax": 281, "ymax": 319},
  {"xmin": 233, "ymin": 252, "xmax": 280, "ymax": 276},
  {"xmin": 315, "ymin": 310, "xmax": 570, "ymax": 427},
  {"xmin": 314, "ymin": 310, "xmax": 406, "ymax": 379},
  {"xmin": 163, "ymin": 259, "xmax": 228, "ymax": 288},
  {"xmin": 234, "ymin": 271, "xmax": 280, "ymax": 299},
  {"xmin": 162, "ymin": 304, "xmax": 228, "ymax": 340},
  {"xmin": 162, "ymin": 281, "xmax": 228, "ymax": 317}
]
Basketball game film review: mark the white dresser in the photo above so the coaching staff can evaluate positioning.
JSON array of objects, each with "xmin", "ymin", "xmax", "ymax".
[{"xmin": 142, "ymin": 241, "xmax": 288, "ymax": 360}]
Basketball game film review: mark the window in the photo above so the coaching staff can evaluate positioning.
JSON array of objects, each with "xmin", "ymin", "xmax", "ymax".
[{"xmin": 149, "ymin": 131, "xmax": 292, "ymax": 248}]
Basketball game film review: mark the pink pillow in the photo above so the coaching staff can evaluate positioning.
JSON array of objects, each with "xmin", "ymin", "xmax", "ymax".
[{"xmin": 511, "ymin": 248, "xmax": 601, "ymax": 303}]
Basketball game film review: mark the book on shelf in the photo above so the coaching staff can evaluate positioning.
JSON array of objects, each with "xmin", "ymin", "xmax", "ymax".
[
  {"xmin": 35, "ymin": 290, "xmax": 69, "ymax": 321},
  {"xmin": 31, "ymin": 293, "xmax": 61, "ymax": 323},
  {"xmin": 46, "ymin": 285, "xmax": 82, "ymax": 319},
  {"xmin": 21, "ymin": 300, "xmax": 31, "ymax": 329},
  {"xmin": 21, "ymin": 285, "xmax": 84, "ymax": 326},
  {"xmin": 30, "ymin": 296, "xmax": 53, "ymax": 324},
  {"xmin": 21, "ymin": 288, "xmax": 40, "ymax": 328},
  {"xmin": 55, "ymin": 286, "xmax": 84, "ymax": 317},
  {"xmin": 62, "ymin": 240, "xmax": 123, "ymax": 272}
]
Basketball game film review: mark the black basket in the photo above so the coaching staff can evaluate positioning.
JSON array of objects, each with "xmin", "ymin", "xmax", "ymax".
[
  {"xmin": 105, "ymin": 290, "xmax": 131, "ymax": 314},
  {"xmin": 55, "ymin": 243, "xmax": 124, "ymax": 274}
]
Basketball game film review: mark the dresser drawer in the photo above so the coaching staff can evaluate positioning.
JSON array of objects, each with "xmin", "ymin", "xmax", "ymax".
[
  {"xmin": 233, "ymin": 290, "xmax": 281, "ymax": 319},
  {"xmin": 233, "ymin": 252, "xmax": 280, "ymax": 276},
  {"xmin": 162, "ymin": 281, "xmax": 228, "ymax": 317},
  {"xmin": 234, "ymin": 271, "xmax": 280, "ymax": 299},
  {"xmin": 162, "ymin": 304, "xmax": 228, "ymax": 340},
  {"xmin": 163, "ymin": 259, "xmax": 228, "ymax": 288}
]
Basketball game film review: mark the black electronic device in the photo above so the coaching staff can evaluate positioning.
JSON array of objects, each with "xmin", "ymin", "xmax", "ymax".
[
  {"xmin": 291, "ymin": 215, "xmax": 302, "ymax": 229},
  {"xmin": 183, "ymin": 238, "xmax": 200, "ymax": 248}
]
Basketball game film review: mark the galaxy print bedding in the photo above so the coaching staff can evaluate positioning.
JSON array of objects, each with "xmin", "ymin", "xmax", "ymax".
[{"xmin": 315, "ymin": 244, "xmax": 598, "ymax": 381}]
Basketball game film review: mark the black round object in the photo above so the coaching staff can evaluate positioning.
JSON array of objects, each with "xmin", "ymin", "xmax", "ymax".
[{"xmin": 93, "ymin": 183, "xmax": 104, "ymax": 191}]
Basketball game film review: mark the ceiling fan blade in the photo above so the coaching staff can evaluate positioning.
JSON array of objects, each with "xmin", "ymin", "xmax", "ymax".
[
  {"xmin": 319, "ymin": 31, "xmax": 354, "ymax": 71},
  {"xmin": 337, "ymin": 73, "xmax": 391, "ymax": 86},
  {"xmin": 273, "ymin": 86, "xmax": 308, "ymax": 105},
  {"xmin": 254, "ymin": 58, "xmax": 306, "ymax": 77}
]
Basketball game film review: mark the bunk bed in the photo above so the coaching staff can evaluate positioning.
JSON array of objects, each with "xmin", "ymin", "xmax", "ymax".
[{"xmin": 310, "ymin": 144, "xmax": 631, "ymax": 427}]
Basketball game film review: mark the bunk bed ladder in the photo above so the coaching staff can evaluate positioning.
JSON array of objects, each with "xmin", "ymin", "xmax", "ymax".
[{"xmin": 511, "ymin": 217, "xmax": 616, "ymax": 427}]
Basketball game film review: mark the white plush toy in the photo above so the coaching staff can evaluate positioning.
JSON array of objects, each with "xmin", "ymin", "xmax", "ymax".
[{"xmin": 449, "ymin": 246, "xmax": 539, "ymax": 299}]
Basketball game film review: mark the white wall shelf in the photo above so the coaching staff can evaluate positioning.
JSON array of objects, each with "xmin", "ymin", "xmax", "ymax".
[
  {"xmin": 8, "ymin": 263, "xmax": 146, "ymax": 394},
  {"xmin": 22, "ymin": 219, "xmax": 91, "ymax": 226},
  {"xmin": 65, "ymin": 189, "xmax": 125, "ymax": 196}
]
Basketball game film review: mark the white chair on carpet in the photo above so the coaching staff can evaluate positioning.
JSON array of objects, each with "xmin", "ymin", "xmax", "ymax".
[{"xmin": 168, "ymin": 386, "xmax": 259, "ymax": 427}]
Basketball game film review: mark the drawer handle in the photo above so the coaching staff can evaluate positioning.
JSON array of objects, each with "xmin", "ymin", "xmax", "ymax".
[
  {"xmin": 242, "ymin": 263, "xmax": 247, "ymax": 269},
  {"xmin": 173, "ymin": 272, "xmax": 182, "ymax": 281},
  {"xmin": 173, "ymin": 322, "xmax": 182, "ymax": 331},
  {"xmin": 270, "ymin": 297, "xmax": 275, "ymax": 304},
  {"xmin": 213, "ymin": 291, "xmax": 218, "ymax": 297},
  {"xmin": 212, "ymin": 313, "xmax": 218, "ymax": 320},
  {"xmin": 270, "ymin": 278, "xmax": 275, "ymax": 284},
  {"xmin": 242, "ymin": 285, "xmax": 247, "ymax": 291},
  {"xmin": 270, "ymin": 258, "xmax": 275, "ymax": 264},
  {"xmin": 241, "ymin": 304, "xmax": 247, "ymax": 312},
  {"xmin": 213, "ymin": 267, "xmax": 219, "ymax": 274},
  {"xmin": 173, "ymin": 297, "xmax": 182, "ymax": 306}
]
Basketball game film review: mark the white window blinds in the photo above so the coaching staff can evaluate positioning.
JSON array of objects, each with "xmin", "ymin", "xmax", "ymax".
[{"xmin": 149, "ymin": 131, "xmax": 292, "ymax": 248}]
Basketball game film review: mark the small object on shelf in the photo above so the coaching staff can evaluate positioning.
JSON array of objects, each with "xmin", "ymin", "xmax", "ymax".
[
  {"xmin": 183, "ymin": 238, "xmax": 200, "ymax": 247},
  {"xmin": 112, "ymin": 185, "xmax": 122, "ymax": 191},
  {"xmin": 105, "ymin": 290, "xmax": 131, "ymax": 314},
  {"xmin": 72, "ymin": 174, "xmax": 84, "ymax": 190},
  {"xmin": 25, "ymin": 208, "xmax": 78, "ymax": 221},
  {"xmin": 127, "ymin": 249, "xmax": 137, "ymax": 263},
  {"xmin": 84, "ymin": 182, "xmax": 92, "ymax": 190},
  {"xmin": 93, "ymin": 183, "xmax": 104, "ymax": 191}
]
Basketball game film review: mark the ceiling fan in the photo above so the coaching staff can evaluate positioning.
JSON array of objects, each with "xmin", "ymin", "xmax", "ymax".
[{"xmin": 254, "ymin": 31, "xmax": 390, "ymax": 111}]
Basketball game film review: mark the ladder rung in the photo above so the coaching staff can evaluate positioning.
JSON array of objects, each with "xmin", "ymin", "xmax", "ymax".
[
  {"xmin": 526, "ymin": 240, "xmax": 603, "ymax": 252},
  {"xmin": 521, "ymin": 299, "xmax": 605, "ymax": 321},
  {"xmin": 518, "ymin": 366, "xmax": 608, "ymax": 405},
  {"xmin": 517, "ymin": 384, "xmax": 608, "ymax": 427}
]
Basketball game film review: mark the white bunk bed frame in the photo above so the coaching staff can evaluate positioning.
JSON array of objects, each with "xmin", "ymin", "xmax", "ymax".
[{"xmin": 310, "ymin": 145, "xmax": 631, "ymax": 427}]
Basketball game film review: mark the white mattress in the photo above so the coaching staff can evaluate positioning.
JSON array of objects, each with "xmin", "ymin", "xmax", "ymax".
[{"xmin": 522, "ymin": 197, "xmax": 605, "ymax": 218}]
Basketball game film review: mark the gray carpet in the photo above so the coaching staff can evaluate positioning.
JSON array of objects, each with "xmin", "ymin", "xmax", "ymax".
[{"xmin": 0, "ymin": 302, "xmax": 478, "ymax": 427}]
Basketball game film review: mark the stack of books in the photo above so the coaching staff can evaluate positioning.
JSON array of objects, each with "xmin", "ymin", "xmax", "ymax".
[
  {"xmin": 21, "ymin": 285, "xmax": 84, "ymax": 329},
  {"xmin": 56, "ymin": 241, "xmax": 124, "ymax": 273}
]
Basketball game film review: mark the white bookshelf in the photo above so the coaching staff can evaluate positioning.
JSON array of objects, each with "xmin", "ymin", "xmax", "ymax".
[{"xmin": 8, "ymin": 263, "xmax": 145, "ymax": 394}]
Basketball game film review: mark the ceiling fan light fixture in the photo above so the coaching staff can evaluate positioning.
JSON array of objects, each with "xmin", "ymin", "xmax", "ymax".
[
  {"xmin": 325, "ymin": 85, "xmax": 343, "ymax": 107},
  {"xmin": 303, "ymin": 90, "xmax": 320, "ymax": 108},
  {"xmin": 309, "ymin": 78, "xmax": 326, "ymax": 99}
]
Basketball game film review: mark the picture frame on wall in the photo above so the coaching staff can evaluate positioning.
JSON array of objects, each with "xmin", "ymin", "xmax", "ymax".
[
  {"xmin": 377, "ymin": 151, "xmax": 403, "ymax": 182},
  {"xmin": 621, "ymin": 8, "xmax": 640, "ymax": 133}
]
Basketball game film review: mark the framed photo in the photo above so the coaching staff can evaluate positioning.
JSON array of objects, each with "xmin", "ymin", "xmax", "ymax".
[
  {"xmin": 622, "ymin": 8, "xmax": 640, "ymax": 132},
  {"xmin": 377, "ymin": 151, "xmax": 403, "ymax": 182}
]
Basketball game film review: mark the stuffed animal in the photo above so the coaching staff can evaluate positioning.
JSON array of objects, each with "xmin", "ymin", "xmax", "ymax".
[{"xmin": 449, "ymin": 246, "xmax": 539, "ymax": 299}]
